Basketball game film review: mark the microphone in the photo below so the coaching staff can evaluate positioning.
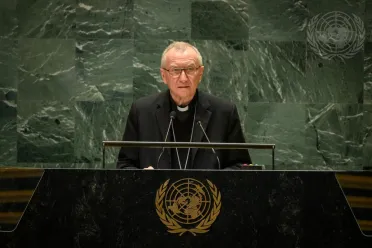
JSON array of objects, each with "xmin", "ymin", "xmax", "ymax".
[
  {"xmin": 196, "ymin": 120, "xmax": 221, "ymax": 170},
  {"xmin": 155, "ymin": 111, "xmax": 177, "ymax": 168}
]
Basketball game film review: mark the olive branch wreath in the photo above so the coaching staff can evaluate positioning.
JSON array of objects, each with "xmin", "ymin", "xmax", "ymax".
[
  {"xmin": 307, "ymin": 12, "xmax": 365, "ymax": 60},
  {"xmin": 155, "ymin": 179, "xmax": 221, "ymax": 236}
]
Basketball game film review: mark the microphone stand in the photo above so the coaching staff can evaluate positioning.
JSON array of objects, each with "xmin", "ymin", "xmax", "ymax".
[{"xmin": 155, "ymin": 111, "xmax": 177, "ymax": 168}]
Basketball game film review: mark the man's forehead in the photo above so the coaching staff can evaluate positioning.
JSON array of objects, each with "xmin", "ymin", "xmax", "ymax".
[
  {"xmin": 166, "ymin": 48, "xmax": 198, "ymax": 66},
  {"xmin": 169, "ymin": 60, "xmax": 197, "ymax": 67}
]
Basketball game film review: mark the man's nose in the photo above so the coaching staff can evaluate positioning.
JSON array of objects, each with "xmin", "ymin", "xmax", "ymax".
[{"xmin": 179, "ymin": 70, "xmax": 188, "ymax": 81}]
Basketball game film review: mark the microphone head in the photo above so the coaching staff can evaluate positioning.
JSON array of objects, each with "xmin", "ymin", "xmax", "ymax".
[{"xmin": 170, "ymin": 111, "xmax": 177, "ymax": 119}]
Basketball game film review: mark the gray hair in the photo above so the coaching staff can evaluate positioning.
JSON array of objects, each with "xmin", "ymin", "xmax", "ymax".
[{"xmin": 160, "ymin": 41, "xmax": 203, "ymax": 68}]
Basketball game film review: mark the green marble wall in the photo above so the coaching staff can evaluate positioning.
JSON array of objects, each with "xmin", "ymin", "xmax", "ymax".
[{"xmin": 0, "ymin": 0, "xmax": 371, "ymax": 169}]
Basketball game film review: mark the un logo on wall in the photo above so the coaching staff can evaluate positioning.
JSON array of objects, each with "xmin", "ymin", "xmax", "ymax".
[
  {"xmin": 155, "ymin": 178, "xmax": 221, "ymax": 236},
  {"xmin": 307, "ymin": 11, "xmax": 365, "ymax": 60}
]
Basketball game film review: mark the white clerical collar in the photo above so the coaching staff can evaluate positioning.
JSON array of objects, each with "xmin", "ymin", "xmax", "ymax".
[{"xmin": 177, "ymin": 105, "xmax": 189, "ymax": 112}]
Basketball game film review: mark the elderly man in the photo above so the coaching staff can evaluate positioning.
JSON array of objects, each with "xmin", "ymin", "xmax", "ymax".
[{"xmin": 117, "ymin": 41, "xmax": 252, "ymax": 170}]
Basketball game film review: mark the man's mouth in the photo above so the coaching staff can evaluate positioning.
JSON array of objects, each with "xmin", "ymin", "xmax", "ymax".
[{"xmin": 178, "ymin": 86, "xmax": 189, "ymax": 88}]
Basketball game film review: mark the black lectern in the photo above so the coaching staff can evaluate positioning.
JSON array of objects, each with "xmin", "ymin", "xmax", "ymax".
[{"xmin": 0, "ymin": 168, "xmax": 371, "ymax": 247}]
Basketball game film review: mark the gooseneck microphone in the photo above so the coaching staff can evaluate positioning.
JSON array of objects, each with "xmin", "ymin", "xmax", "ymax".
[
  {"xmin": 155, "ymin": 111, "xmax": 177, "ymax": 168},
  {"xmin": 196, "ymin": 120, "xmax": 221, "ymax": 170}
]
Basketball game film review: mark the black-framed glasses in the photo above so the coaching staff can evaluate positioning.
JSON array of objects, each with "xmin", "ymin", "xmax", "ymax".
[{"xmin": 162, "ymin": 66, "xmax": 201, "ymax": 77}]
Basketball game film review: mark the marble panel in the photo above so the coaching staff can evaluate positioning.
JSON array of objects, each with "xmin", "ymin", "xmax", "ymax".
[
  {"xmin": 74, "ymin": 100, "xmax": 131, "ymax": 168},
  {"xmin": 76, "ymin": 0, "xmax": 133, "ymax": 38},
  {"xmin": 363, "ymin": 104, "xmax": 372, "ymax": 167},
  {"xmin": 245, "ymin": 0, "xmax": 308, "ymax": 41},
  {"xmin": 192, "ymin": 40, "xmax": 250, "ymax": 103},
  {"xmin": 18, "ymin": 39, "xmax": 85, "ymax": 102},
  {"xmin": 133, "ymin": 39, "xmax": 170, "ymax": 100},
  {"xmin": 0, "ymin": 100, "xmax": 17, "ymax": 164},
  {"xmin": 305, "ymin": 49, "xmax": 364, "ymax": 104},
  {"xmin": 304, "ymin": 103, "xmax": 364, "ymax": 170},
  {"xmin": 191, "ymin": 1, "xmax": 249, "ymax": 40},
  {"xmin": 245, "ymin": 40, "xmax": 307, "ymax": 103},
  {"xmin": 307, "ymin": 0, "xmax": 365, "ymax": 16},
  {"xmin": 16, "ymin": 0, "xmax": 75, "ymax": 38},
  {"xmin": 364, "ymin": 42, "xmax": 372, "ymax": 103},
  {"xmin": 0, "ymin": 39, "xmax": 18, "ymax": 101},
  {"xmin": 17, "ymin": 101, "xmax": 74, "ymax": 163},
  {"xmin": 244, "ymin": 103, "xmax": 308, "ymax": 169},
  {"xmin": 76, "ymin": 38, "xmax": 133, "ymax": 101},
  {"xmin": 135, "ymin": 0, "xmax": 191, "ymax": 39},
  {"xmin": 0, "ymin": 1, "xmax": 17, "ymax": 38},
  {"xmin": 367, "ymin": 0, "xmax": 372, "ymax": 41}
]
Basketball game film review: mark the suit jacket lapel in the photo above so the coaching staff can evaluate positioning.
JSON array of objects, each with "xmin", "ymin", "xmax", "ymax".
[
  {"xmin": 155, "ymin": 91, "xmax": 172, "ymax": 168},
  {"xmin": 190, "ymin": 92, "xmax": 211, "ymax": 168},
  {"xmin": 154, "ymin": 90, "xmax": 211, "ymax": 169}
]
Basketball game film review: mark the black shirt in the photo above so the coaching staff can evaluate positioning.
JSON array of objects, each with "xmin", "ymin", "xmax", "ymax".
[{"xmin": 169, "ymin": 93, "xmax": 197, "ymax": 169}]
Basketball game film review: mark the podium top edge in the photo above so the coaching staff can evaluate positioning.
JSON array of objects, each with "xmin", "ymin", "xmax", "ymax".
[{"xmin": 102, "ymin": 141, "xmax": 275, "ymax": 149}]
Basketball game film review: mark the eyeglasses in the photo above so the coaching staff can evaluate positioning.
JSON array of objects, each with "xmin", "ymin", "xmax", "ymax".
[{"xmin": 162, "ymin": 66, "xmax": 200, "ymax": 77}]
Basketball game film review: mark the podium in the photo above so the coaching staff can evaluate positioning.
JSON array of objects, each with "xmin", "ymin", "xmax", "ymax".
[{"xmin": 0, "ymin": 168, "xmax": 371, "ymax": 247}]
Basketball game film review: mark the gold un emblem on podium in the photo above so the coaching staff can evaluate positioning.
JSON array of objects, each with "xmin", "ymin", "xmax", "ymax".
[{"xmin": 155, "ymin": 178, "xmax": 221, "ymax": 236}]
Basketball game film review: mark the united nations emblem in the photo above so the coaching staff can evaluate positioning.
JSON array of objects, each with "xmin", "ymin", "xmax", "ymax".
[
  {"xmin": 155, "ymin": 178, "xmax": 221, "ymax": 236},
  {"xmin": 307, "ymin": 11, "xmax": 365, "ymax": 60}
]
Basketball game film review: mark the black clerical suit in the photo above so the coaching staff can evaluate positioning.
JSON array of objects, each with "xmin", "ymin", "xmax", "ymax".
[{"xmin": 116, "ymin": 89, "xmax": 252, "ymax": 170}]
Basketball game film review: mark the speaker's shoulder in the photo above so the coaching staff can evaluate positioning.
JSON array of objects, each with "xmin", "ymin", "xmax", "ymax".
[
  {"xmin": 199, "ymin": 90, "xmax": 235, "ymax": 111},
  {"xmin": 133, "ymin": 91, "xmax": 166, "ymax": 109}
]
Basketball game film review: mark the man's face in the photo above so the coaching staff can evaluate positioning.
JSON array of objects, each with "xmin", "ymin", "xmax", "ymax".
[{"xmin": 160, "ymin": 47, "xmax": 204, "ymax": 106}]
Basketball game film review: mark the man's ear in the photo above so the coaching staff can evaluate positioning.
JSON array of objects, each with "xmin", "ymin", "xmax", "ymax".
[
  {"xmin": 197, "ymin": 66, "xmax": 205, "ymax": 84},
  {"xmin": 160, "ymin": 68, "xmax": 168, "ymax": 85},
  {"xmin": 200, "ymin": 66, "xmax": 204, "ymax": 75}
]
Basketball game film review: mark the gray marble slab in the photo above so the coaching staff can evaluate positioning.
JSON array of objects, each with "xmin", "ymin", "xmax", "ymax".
[
  {"xmin": 76, "ymin": 0, "xmax": 133, "ymax": 39},
  {"xmin": 0, "ymin": 1, "xmax": 17, "ymax": 38},
  {"xmin": 367, "ymin": 0, "xmax": 372, "ymax": 41},
  {"xmin": 74, "ymin": 100, "xmax": 131, "ymax": 168},
  {"xmin": 192, "ymin": 40, "xmax": 249, "ymax": 102},
  {"xmin": 245, "ymin": 0, "xmax": 307, "ymax": 41},
  {"xmin": 364, "ymin": 104, "xmax": 372, "ymax": 167},
  {"xmin": 18, "ymin": 38, "xmax": 85, "ymax": 101},
  {"xmin": 304, "ymin": 103, "xmax": 364, "ymax": 170},
  {"xmin": 135, "ymin": 0, "xmax": 191, "ymax": 40},
  {"xmin": 16, "ymin": 0, "xmax": 75, "ymax": 38},
  {"xmin": 191, "ymin": 1, "xmax": 249, "ymax": 40},
  {"xmin": 0, "ymin": 39, "xmax": 17, "ymax": 101},
  {"xmin": 76, "ymin": 39, "xmax": 133, "ymax": 101},
  {"xmin": 243, "ymin": 103, "xmax": 365, "ymax": 170},
  {"xmin": 133, "ymin": 39, "xmax": 170, "ymax": 100},
  {"xmin": 245, "ymin": 40, "xmax": 307, "ymax": 103},
  {"xmin": 365, "ymin": 42, "xmax": 372, "ymax": 104},
  {"xmin": 305, "ymin": 51, "xmax": 363, "ymax": 104},
  {"xmin": 17, "ymin": 100, "xmax": 74, "ymax": 163},
  {"xmin": 244, "ymin": 103, "xmax": 308, "ymax": 169},
  {"xmin": 0, "ymin": 100, "xmax": 17, "ymax": 164},
  {"xmin": 307, "ymin": 0, "xmax": 365, "ymax": 16}
]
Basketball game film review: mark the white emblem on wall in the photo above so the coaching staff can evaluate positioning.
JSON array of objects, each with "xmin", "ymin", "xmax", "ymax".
[{"xmin": 306, "ymin": 11, "xmax": 365, "ymax": 60}]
